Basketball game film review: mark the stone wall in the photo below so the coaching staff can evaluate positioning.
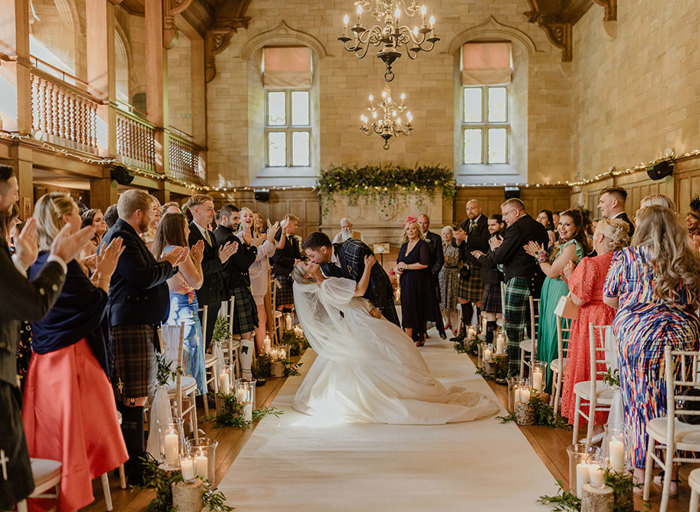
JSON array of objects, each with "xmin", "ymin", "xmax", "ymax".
[{"xmin": 167, "ymin": 35, "xmax": 193, "ymax": 135}]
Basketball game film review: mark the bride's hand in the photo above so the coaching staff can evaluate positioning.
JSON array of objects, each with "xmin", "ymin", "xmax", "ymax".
[
  {"xmin": 305, "ymin": 262, "xmax": 324, "ymax": 282},
  {"xmin": 369, "ymin": 308, "xmax": 382, "ymax": 319},
  {"xmin": 364, "ymin": 254, "xmax": 377, "ymax": 269}
]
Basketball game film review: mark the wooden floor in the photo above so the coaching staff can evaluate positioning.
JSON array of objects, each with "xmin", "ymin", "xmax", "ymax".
[{"xmin": 82, "ymin": 352, "xmax": 694, "ymax": 512}]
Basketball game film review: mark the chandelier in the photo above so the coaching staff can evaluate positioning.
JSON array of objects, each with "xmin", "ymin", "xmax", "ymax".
[
  {"xmin": 339, "ymin": 1, "xmax": 439, "ymax": 82},
  {"xmin": 360, "ymin": 85, "xmax": 413, "ymax": 150}
]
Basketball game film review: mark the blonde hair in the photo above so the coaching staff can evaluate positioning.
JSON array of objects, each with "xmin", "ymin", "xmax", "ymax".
[
  {"xmin": 401, "ymin": 221, "xmax": 425, "ymax": 244},
  {"xmin": 634, "ymin": 205, "xmax": 700, "ymax": 306},
  {"xmin": 594, "ymin": 219, "xmax": 629, "ymax": 252},
  {"xmin": 34, "ymin": 192, "xmax": 76, "ymax": 251},
  {"xmin": 186, "ymin": 194, "xmax": 213, "ymax": 210},
  {"xmin": 118, "ymin": 189, "xmax": 153, "ymax": 219},
  {"xmin": 237, "ymin": 207, "xmax": 259, "ymax": 237},
  {"xmin": 640, "ymin": 194, "xmax": 675, "ymax": 211}
]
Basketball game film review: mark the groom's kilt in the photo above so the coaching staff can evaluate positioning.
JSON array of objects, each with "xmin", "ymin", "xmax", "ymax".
[
  {"xmin": 458, "ymin": 264, "xmax": 482, "ymax": 303},
  {"xmin": 230, "ymin": 286, "xmax": 259, "ymax": 334},
  {"xmin": 274, "ymin": 274, "xmax": 294, "ymax": 307},
  {"xmin": 110, "ymin": 324, "xmax": 158, "ymax": 399}
]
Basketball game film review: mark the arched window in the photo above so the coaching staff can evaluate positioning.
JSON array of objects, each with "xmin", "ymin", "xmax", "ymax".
[
  {"xmin": 29, "ymin": 0, "xmax": 81, "ymax": 80},
  {"xmin": 114, "ymin": 30, "xmax": 130, "ymax": 104}
]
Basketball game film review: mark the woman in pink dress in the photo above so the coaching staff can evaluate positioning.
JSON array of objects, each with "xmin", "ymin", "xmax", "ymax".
[{"xmin": 559, "ymin": 219, "xmax": 629, "ymax": 425}]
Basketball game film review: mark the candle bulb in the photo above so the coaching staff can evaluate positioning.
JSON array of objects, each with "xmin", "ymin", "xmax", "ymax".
[
  {"xmin": 356, "ymin": 4, "xmax": 362, "ymax": 21},
  {"xmin": 421, "ymin": 5, "xmax": 426, "ymax": 25},
  {"xmin": 429, "ymin": 15, "xmax": 435, "ymax": 29},
  {"xmin": 609, "ymin": 438, "xmax": 625, "ymax": 472},
  {"xmin": 343, "ymin": 14, "xmax": 349, "ymax": 34},
  {"xmin": 164, "ymin": 428, "xmax": 179, "ymax": 467},
  {"xmin": 195, "ymin": 449, "xmax": 208, "ymax": 480},
  {"xmin": 532, "ymin": 367, "xmax": 543, "ymax": 393},
  {"xmin": 180, "ymin": 457, "xmax": 195, "ymax": 481},
  {"xmin": 576, "ymin": 461, "xmax": 590, "ymax": 497},
  {"xmin": 218, "ymin": 371, "xmax": 230, "ymax": 394}
]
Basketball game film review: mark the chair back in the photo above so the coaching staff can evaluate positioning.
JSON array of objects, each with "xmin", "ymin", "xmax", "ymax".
[
  {"xmin": 555, "ymin": 314, "xmax": 573, "ymax": 364},
  {"xmin": 227, "ymin": 299, "xmax": 237, "ymax": 362},
  {"xmin": 500, "ymin": 282, "xmax": 506, "ymax": 320},
  {"xmin": 158, "ymin": 324, "xmax": 186, "ymax": 418},
  {"xmin": 586, "ymin": 323, "xmax": 613, "ymax": 407},
  {"xmin": 665, "ymin": 346, "xmax": 700, "ymax": 442},
  {"xmin": 198, "ymin": 304, "xmax": 208, "ymax": 352},
  {"xmin": 271, "ymin": 276, "xmax": 279, "ymax": 311}
]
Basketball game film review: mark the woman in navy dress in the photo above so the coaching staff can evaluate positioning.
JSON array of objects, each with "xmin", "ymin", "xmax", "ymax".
[{"xmin": 394, "ymin": 218, "xmax": 441, "ymax": 346}]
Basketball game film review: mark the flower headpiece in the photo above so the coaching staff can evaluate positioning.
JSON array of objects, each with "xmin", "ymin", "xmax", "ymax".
[{"xmin": 406, "ymin": 215, "xmax": 417, "ymax": 224}]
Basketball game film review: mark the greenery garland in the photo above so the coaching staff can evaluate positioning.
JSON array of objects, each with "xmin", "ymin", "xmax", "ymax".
[
  {"xmin": 496, "ymin": 391, "xmax": 570, "ymax": 429},
  {"xmin": 211, "ymin": 393, "xmax": 283, "ymax": 429},
  {"xmin": 317, "ymin": 164, "xmax": 455, "ymax": 215}
]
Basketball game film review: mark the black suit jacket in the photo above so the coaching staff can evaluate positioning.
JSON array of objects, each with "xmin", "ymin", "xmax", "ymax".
[
  {"xmin": 214, "ymin": 224, "xmax": 257, "ymax": 293},
  {"xmin": 423, "ymin": 230, "xmax": 444, "ymax": 279},
  {"xmin": 188, "ymin": 221, "xmax": 225, "ymax": 306},
  {"xmin": 486, "ymin": 214, "xmax": 549, "ymax": 295},
  {"xmin": 103, "ymin": 218, "xmax": 174, "ymax": 326},
  {"xmin": 459, "ymin": 214, "xmax": 490, "ymax": 267},
  {"xmin": 270, "ymin": 230, "xmax": 302, "ymax": 277},
  {"xmin": 0, "ymin": 238, "xmax": 65, "ymax": 387},
  {"xmin": 613, "ymin": 212, "xmax": 635, "ymax": 238},
  {"xmin": 321, "ymin": 239, "xmax": 400, "ymax": 326}
]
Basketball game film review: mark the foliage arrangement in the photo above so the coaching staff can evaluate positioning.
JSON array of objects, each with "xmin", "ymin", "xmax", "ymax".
[
  {"xmin": 281, "ymin": 329, "xmax": 309, "ymax": 356},
  {"xmin": 496, "ymin": 391, "xmax": 570, "ymax": 429},
  {"xmin": 253, "ymin": 352, "xmax": 272, "ymax": 379},
  {"xmin": 603, "ymin": 368, "xmax": 621, "ymax": 388},
  {"xmin": 281, "ymin": 359, "xmax": 303, "ymax": 377},
  {"xmin": 453, "ymin": 333, "xmax": 479, "ymax": 356},
  {"xmin": 317, "ymin": 164, "xmax": 456, "ymax": 215},
  {"xmin": 537, "ymin": 480, "xmax": 580, "ymax": 512},
  {"xmin": 156, "ymin": 353, "xmax": 182, "ymax": 387},
  {"xmin": 139, "ymin": 455, "xmax": 234, "ymax": 512},
  {"xmin": 211, "ymin": 317, "xmax": 230, "ymax": 347},
  {"xmin": 212, "ymin": 393, "xmax": 283, "ymax": 429}
]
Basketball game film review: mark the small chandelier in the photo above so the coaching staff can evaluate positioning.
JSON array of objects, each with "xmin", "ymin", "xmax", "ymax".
[
  {"xmin": 339, "ymin": 1, "xmax": 439, "ymax": 82},
  {"xmin": 360, "ymin": 85, "xmax": 413, "ymax": 150}
]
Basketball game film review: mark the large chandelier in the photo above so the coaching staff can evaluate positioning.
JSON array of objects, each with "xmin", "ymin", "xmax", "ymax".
[
  {"xmin": 339, "ymin": 1, "xmax": 439, "ymax": 82},
  {"xmin": 360, "ymin": 85, "xmax": 413, "ymax": 150}
]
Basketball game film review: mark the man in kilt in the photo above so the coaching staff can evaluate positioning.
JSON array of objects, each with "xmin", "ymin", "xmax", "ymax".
[
  {"xmin": 215, "ymin": 204, "xmax": 258, "ymax": 380},
  {"xmin": 103, "ymin": 189, "xmax": 188, "ymax": 483},
  {"xmin": 271, "ymin": 214, "xmax": 303, "ymax": 312},
  {"xmin": 451, "ymin": 200, "xmax": 489, "ymax": 341},
  {"xmin": 488, "ymin": 198, "xmax": 548, "ymax": 376}
]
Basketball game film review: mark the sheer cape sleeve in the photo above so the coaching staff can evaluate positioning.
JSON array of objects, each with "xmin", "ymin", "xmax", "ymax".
[{"xmin": 319, "ymin": 277, "xmax": 357, "ymax": 307}]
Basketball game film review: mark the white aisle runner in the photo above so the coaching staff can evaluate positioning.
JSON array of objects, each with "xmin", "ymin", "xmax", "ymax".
[{"xmin": 217, "ymin": 341, "xmax": 556, "ymax": 511}]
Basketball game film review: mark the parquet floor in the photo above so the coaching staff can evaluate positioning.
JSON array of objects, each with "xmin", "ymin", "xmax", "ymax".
[{"xmin": 82, "ymin": 351, "xmax": 694, "ymax": 512}]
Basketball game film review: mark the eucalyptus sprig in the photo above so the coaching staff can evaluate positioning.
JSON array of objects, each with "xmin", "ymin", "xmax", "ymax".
[
  {"xmin": 537, "ymin": 480, "xmax": 581, "ymax": 511},
  {"xmin": 211, "ymin": 317, "xmax": 230, "ymax": 348},
  {"xmin": 530, "ymin": 392, "xmax": 571, "ymax": 429},
  {"xmin": 603, "ymin": 368, "xmax": 621, "ymax": 388},
  {"xmin": 156, "ymin": 353, "xmax": 183, "ymax": 387},
  {"xmin": 252, "ymin": 406, "xmax": 283, "ymax": 422},
  {"xmin": 201, "ymin": 481, "xmax": 235, "ymax": 512}
]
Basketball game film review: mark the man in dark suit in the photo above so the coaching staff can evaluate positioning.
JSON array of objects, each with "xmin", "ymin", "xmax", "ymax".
[
  {"xmin": 417, "ymin": 214, "xmax": 447, "ymax": 339},
  {"xmin": 302, "ymin": 232, "xmax": 400, "ymax": 327},
  {"xmin": 451, "ymin": 200, "xmax": 490, "ymax": 341},
  {"xmin": 271, "ymin": 214, "xmax": 303, "ymax": 311},
  {"xmin": 598, "ymin": 186, "xmax": 635, "ymax": 237},
  {"xmin": 186, "ymin": 195, "xmax": 237, "ymax": 349},
  {"xmin": 485, "ymin": 198, "xmax": 549, "ymax": 377},
  {"xmin": 103, "ymin": 189, "xmax": 187, "ymax": 483},
  {"xmin": 0, "ymin": 165, "xmax": 96, "ymax": 509}
]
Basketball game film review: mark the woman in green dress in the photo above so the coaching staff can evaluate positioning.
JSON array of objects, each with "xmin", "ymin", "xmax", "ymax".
[{"xmin": 525, "ymin": 208, "xmax": 588, "ymax": 390}]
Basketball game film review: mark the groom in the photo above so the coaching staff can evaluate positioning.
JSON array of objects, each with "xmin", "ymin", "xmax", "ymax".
[{"xmin": 302, "ymin": 232, "xmax": 400, "ymax": 326}]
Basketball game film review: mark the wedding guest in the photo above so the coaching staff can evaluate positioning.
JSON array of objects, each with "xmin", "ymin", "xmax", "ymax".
[
  {"xmin": 604, "ymin": 205, "xmax": 700, "ymax": 489},
  {"xmin": 597, "ymin": 186, "xmax": 635, "ymax": 237},
  {"xmin": 537, "ymin": 209, "xmax": 557, "ymax": 249},
  {"xmin": 271, "ymin": 214, "xmax": 303, "ymax": 312},
  {"xmin": 438, "ymin": 226, "xmax": 460, "ymax": 336},
  {"xmin": 141, "ymin": 196, "xmax": 161, "ymax": 249},
  {"xmin": 79, "ymin": 208, "xmax": 107, "ymax": 272},
  {"xmin": 559, "ymin": 219, "xmax": 629, "ymax": 426},
  {"xmin": 687, "ymin": 198, "xmax": 700, "ymax": 251},
  {"xmin": 102, "ymin": 189, "xmax": 187, "ymax": 484},
  {"xmin": 103, "ymin": 204, "xmax": 119, "ymax": 230},
  {"xmin": 418, "ymin": 214, "xmax": 446, "ymax": 339},
  {"xmin": 187, "ymin": 195, "xmax": 237, "ymax": 348},
  {"xmin": 161, "ymin": 201, "xmax": 181, "ymax": 216},
  {"xmin": 332, "ymin": 217, "xmax": 363, "ymax": 243},
  {"xmin": 152, "ymin": 213, "xmax": 207, "ymax": 392},
  {"xmin": 23, "ymin": 193, "xmax": 128, "ymax": 512},
  {"xmin": 217, "ymin": 205, "xmax": 258, "ymax": 379},
  {"xmin": 253, "ymin": 211, "xmax": 267, "ymax": 234},
  {"xmin": 0, "ymin": 165, "xmax": 95, "ymax": 510},
  {"xmin": 394, "ymin": 217, "xmax": 441, "ymax": 346},
  {"xmin": 0, "ymin": 203, "xmax": 20, "ymax": 244},
  {"xmin": 471, "ymin": 213, "xmax": 505, "ymax": 345},
  {"xmin": 451, "ymin": 200, "xmax": 489, "ymax": 341},
  {"xmin": 552, "ymin": 212, "xmax": 560, "ymax": 229},
  {"xmin": 240, "ymin": 209, "xmax": 279, "ymax": 355},
  {"xmin": 526, "ymin": 208, "xmax": 587, "ymax": 389},
  {"xmin": 487, "ymin": 198, "xmax": 549, "ymax": 376}
]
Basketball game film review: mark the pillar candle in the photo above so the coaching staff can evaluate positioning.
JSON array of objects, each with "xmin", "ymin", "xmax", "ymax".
[
  {"xmin": 285, "ymin": 314, "xmax": 293, "ymax": 331},
  {"xmin": 180, "ymin": 458, "xmax": 195, "ymax": 481},
  {"xmin": 218, "ymin": 372, "xmax": 230, "ymax": 394},
  {"xmin": 243, "ymin": 402, "xmax": 253, "ymax": 423},
  {"xmin": 520, "ymin": 388, "xmax": 531, "ymax": 404},
  {"xmin": 588, "ymin": 462, "xmax": 604, "ymax": 487},
  {"xmin": 576, "ymin": 462, "xmax": 590, "ymax": 497},
  {"xmin": 164, "ymin": 430, "xmax": 179, "ymax": 467},
  {"xmin": 237, "ymin": 387, "xmax": 246, "ymax": 403},
  {"xmin": 195, "ymin": 450, "xmax": 208, "ymax": 480},
  {"xmin": 496, "ymin": 335, "xmax": 505, "ymax": 354},
  {"xmin": 481, "ymin": 318, "xmax": 487, "ymax": 333},
  {"xmin": 263, "ymin": 336, "xmax": 272, "ymax": 353},
  {"xmin": 609, "ymin": 439, "xmax": 625, "ymax": 472},
  {"xmin": 483, "ymin": 347, "xmax": 492, "ymax": 362},
  {"xmin": 513, "ymin": 385, "xmax": 521, "ymax": 404},
  {"xmin": 532, "ymin": 368, "xmax": 543, "ymax": 393},
  {"xmin": 468, "ymin": 327, "xmax": 476, "ymax": 339}
]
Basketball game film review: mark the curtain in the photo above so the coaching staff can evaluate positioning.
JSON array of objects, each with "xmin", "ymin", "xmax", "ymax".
[
  {"xmin": 461, "ymin": 42, "xmax": 512, "ymax": 85},
  {"xmin": 263, "ymin": 46, "xmax": 312, "ymax": 88}
]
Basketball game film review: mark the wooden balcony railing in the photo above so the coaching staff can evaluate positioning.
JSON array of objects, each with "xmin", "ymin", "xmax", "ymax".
[
  {"xmin": 168, "ymin": 133, "xmax": 205, "ymax": 185},
  {"xmin": 30, "ymin": 68, "xmax": 100, "ymax": 155},
  {"xmin": 115, "ymin": 109, "xmax": 156, "ymax": 173}
]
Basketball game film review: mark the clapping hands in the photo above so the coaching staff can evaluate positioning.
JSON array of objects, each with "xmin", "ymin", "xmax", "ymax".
[
  {"xmin": 489, "ymin": 235, "xmax": 503, "ymax": 250},
  {"xmin": 162, "ymin": 245, "xmax": 188, "ymax": 268},
  {"xmin": 523, "ymin": 241, "xmax": 545, "ymax": 258},
  {"xmin": 13, "ymin": 217, "xmax": 39, "ymax": 268},
  {"xmin": 218, "ymin": 240, "xmax": 238, "ymax": 263},
  {"xmin": 190, "ymin": 239, "xmax": 205, "ymax": 265},
  {"xmin": 95, "ymin": 237, "xmax": 125, "ymax": 279}
]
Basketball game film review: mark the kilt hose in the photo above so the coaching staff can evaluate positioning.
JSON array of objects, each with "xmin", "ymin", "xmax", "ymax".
[
  {"xmin": 111, "ymin": 324, "xmax": 158, "ymax": 400},
  {"xmin": 504, "ymin": 277, "xmax": 531, "ymax": 376}
]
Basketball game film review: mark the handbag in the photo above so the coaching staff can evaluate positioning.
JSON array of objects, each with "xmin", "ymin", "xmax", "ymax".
[
  {"xmin": 553, "ymin": 292, "xmax": 579, "ymax": 320},
  {"xmin": 676, "ymin": 387, "xmax": 700, "ymax": 425}
]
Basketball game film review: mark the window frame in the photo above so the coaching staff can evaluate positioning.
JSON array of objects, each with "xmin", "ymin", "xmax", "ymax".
[
  {"xmin": 264, "ymin": 88, "xmax": 312, "ymax": 168},
  {"xmin": 461, "ymin": 85, "xmax": 510, "ymax": 165}
]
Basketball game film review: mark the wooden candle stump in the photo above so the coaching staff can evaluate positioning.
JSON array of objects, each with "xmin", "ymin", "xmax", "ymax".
[
  {"xmin": 172, "ymin": 478, "xmax": 203, "ymax": 512},
  {"xmin": 514, "ymin": 401, "xmax": 534, "ymax": 425},
  {"xmin": 581, "ymin": 484, "xmax": 614, "ymax": 512},
  {"xmin": 271, "ymin": 361, "xmax": 284, "ymax": 378}
]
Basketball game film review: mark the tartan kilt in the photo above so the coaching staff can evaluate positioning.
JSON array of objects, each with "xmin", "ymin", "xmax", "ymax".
[
  {"xmin": 230, "ymin": 285, "xmax": 259, "ymax": 335},
  {"xmin": 481, "ymin": 282, "xmax": 502, "ymax": 314},
  {"xmin": 111, "ymin": 324, "xmax": 158, "ymax": 400},
  {"xmin": 274, "ymin": 274, "xmax": 295, "ymax": 307},
  {"xmin": 457, "ymin": 265, "xmax": 483, "ymax": 303}
]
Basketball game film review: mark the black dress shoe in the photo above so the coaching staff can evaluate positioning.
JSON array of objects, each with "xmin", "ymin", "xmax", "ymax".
[
  {"xmin": 439, "ymin": 330, "xmax": 447, "ymax": 340},
  {"xmin": 449, "ymin": 332, "xmax": 466, "ymax": 342}
]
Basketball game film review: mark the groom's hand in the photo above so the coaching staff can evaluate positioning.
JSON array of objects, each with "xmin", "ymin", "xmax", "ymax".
[{"xmin": 369, "ymin": 308, "xmax": 382, "ymax": 319}]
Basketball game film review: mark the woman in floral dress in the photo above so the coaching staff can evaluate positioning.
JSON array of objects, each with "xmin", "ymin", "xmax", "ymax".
[{"xmin": 438, "ymin": 226, "xmax": 460, "ymax": 336}]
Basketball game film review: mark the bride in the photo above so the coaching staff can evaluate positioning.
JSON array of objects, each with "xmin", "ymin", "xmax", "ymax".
[{"xmin": 291, "ymin": 256, "xmax": 498, "ymax": 425}]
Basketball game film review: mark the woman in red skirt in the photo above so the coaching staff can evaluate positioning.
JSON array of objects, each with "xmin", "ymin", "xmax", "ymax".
[{"xmin": 23, "ymin": 193, "xmax": 127, "ymax": 512}]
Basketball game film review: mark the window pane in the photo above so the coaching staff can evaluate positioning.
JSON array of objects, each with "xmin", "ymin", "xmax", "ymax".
[
  {"xmin": 463, "ymin": 129, "xmax": 482, "ymax": 164},
  {"xmin": 268, "ymin": 132, "xmax": 286, "ymax": 166},
  {"xmin": 291, "ymin": 131, "xmax": 310, "ymax": 166},
  {"xmin": 488, "ymin": 87, "xmax": 507, "ymax": 123},
  {"xmin": 488, "ymin": 128, "xmax": 507, "ymax": 163},
  {"xmin": 463, "ymin": 88, "xmax": 482, "ymax": 122},
  {"xmin": 267, "ymin": 91, "xmax": 286, "ymax": 126},
  {"xmin": 291, "ymin": 91, "xmax": 310, "ymax": 126}
]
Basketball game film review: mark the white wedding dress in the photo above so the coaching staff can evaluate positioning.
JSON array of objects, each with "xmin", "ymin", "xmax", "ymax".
[{"xmin": 291, "ymin": 277, "xmax": 499, "ymax": 424}]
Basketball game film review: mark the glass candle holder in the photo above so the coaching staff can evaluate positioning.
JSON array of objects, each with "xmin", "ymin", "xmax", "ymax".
[
  {"xmin": 515, "ymin": 378, "xmax": 531, "ymax": 404},
  {"xmin": 159, "ymin": 418, "xmax": 187, "ymax": 470},
  {"xmin": 507, "ymin": 376, "xmax": 518, "ymax": 413},
  {"xmin": 532, "ymin": 361, "xmax": 547, "ymax": 394},
  {"xmin": 587, "ymin": 454, "xmax": 605, "ymax": 489},
  {"xmin": 217, "ymin": 364, "xmax": 235, "ymax": 395},
  {"xmin": 284, "ymin": 313, "xmax": 293, "ymax": 331},
  {"xmin": 235, "ymin": 378, "xmax": 257, "ymax": 422},
  {"xmin": 567, "ymin": 443, "xmax": 601, "ymax": 498},
  {"xmin": 179, "ymin": 455, "xmax": 195, "ymax": 483},
  {"xmin": 189, "ymin": 436, "xmax": 219, "ymax": 484},
  {"xmin": 495, "ymin": 332, "xmax": 506, "ymax": 355},
  {"xmin": 601, "ymin": 424, "xmax": 633, "ymax": 473},
  {"xmin": 483, "ymin": 343, "xmax": 493, "ymax": 363}
]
